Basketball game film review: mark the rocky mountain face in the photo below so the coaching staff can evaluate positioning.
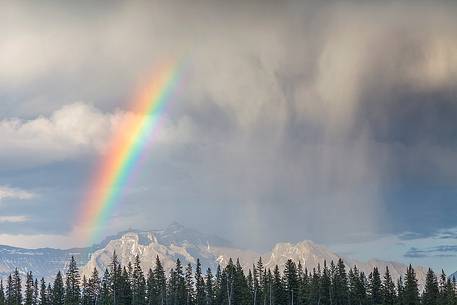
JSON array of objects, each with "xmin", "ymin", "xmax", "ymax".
[
  {"xmin": 81, "ymin": 222, "xmax": 231, "ymax": 276},
  {"xmin": 0, "ymin": 223, "xmax": 427, "ymax": 288},
  {"xmin": 260, "ymin": 241, "xmax": 427, "ymax": 286},
  {"xmin": 81, "ymin": 223, "xmax": 427, "ymax": 287}
]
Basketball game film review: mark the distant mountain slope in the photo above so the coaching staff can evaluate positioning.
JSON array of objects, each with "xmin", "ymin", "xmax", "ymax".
[
  {"xmin": 0, "ymin": 223, "xmax": 427, "ymax": 288},
  {"xmin": 0, "ymin": 245, "xmax": 85, "ymax": 280}
]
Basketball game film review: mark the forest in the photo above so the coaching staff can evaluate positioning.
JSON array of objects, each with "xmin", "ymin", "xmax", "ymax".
[{"xmin": 0, "ymin": 253, "xmax": 454, "ymax": 305}]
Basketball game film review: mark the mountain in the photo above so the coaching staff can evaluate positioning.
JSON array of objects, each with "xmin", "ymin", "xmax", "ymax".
[
  {"xmin": 0, "ymin": 222, "xmax": 230, "ymax": 280},
  {"xmin": 80, "ymin": 224, "xmax": 427, "ymax": 288},
  {"xmin": 0, "ymin": 245, "xmax": 85, "ymax": 280},
  {"xmin": 261, "ymin": 241, "xmax": 427, "ymax": 286},
  {"xmin": 81, "ymin": 222, "xmax": 232, "ymax": 276},
  {"xmin": 0, "ymin": 222, "xmax": 427, "ymax": 288}
]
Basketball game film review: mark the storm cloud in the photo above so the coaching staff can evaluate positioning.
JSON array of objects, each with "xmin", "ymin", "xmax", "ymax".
[{"xmin": 1, "ymin": 0, "xmax": 457, "ymax": 256}]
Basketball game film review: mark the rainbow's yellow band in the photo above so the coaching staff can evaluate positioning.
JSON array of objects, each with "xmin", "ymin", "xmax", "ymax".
[{"xmin": 77, "ymin": 61, "xmax": 181, "ymax": 245}]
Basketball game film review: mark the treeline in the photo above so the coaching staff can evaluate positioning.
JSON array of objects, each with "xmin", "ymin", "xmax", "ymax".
[{"xmin": 0, "ymin": 253, "xmax": 455, "ymax": 305}]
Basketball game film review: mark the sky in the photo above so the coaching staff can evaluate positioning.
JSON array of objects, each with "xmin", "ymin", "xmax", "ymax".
[{"xmin": 1, "ymin": 0, "xmax": 457, "ymax": 272}]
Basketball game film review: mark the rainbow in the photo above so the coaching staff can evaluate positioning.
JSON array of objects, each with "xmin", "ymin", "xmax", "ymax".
[{"xmin": 77, "ymin": 61, "xmax": 181, "ymax": 245}]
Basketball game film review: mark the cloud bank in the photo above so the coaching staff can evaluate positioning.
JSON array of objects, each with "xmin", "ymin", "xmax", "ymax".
[
  {"xmin": 0, "ymin": 102, "xmax": 193, "ymax": 168},
  {"xmin": 1, "ymin": 0, "xmax": 457, "ymax": 250}
]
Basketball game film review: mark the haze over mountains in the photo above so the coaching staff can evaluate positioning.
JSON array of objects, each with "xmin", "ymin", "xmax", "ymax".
[{"xmin": 0, "ymin": 223, "xmax": 427, "ymax": 286}]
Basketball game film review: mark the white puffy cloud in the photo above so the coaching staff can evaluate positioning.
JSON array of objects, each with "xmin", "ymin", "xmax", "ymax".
[
  {"xmin": 0, "ymin": 185, "xmax": 35, "ymax": 200},
  {"xmin": 0, "ymin": 103, "xmax": 118, "ymax": 167},
  {"xmin": 0, "ymin": 215, "xmax": 29, "ymax": 223},
  {"xmin": 0, "ymin": 102, "xmax": 193, "ymax": 168}
]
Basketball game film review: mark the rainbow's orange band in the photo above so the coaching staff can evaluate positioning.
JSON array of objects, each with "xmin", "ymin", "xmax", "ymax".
[{"xmin": 77, "ymin": 62, "xmax": 180, "ymax": 245}]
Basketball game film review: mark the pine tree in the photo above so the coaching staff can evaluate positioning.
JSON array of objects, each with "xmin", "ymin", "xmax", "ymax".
[
  {"xmin": 146, "ymin": 255, "xmax": 166, "ymax": 305},
  {"xmin": 0, "ymin": 280, "xmax": 5, "ymax": 305},
  {"xmin": 320, "ymin": 261, "xmax": 332, "ymax": 305},
  {"xmin": 308, "ymin": 267, "xmax": 320, "ymax": 305},
  {"xmin": 176, "ymin": 259, "xmax": 187, "ymax": 305},
  {"xmin": 81, "ymin": 276, "xmax": 90, "ymax": 305},
  {"xmin": 65, "ymin": 256, "xmax": 81, "ymax": 305},
  {"xmin": 297, "ymin": 263, "xmax": 307, "ymax": 305},
  {"xmin": 331, "ymin": 260, "xmax": 337, "ymax": 304},
  {"xmin": 333, "ymin": 259, "xmax": 349, "ymax": 305},
  {"xmin": 47, "ymin": 283, "xmax": 53, "ymax": 305},
  {"xmin": 186, "ymin": 263, "xmax": 195, "ymax": 305},
  {"xmin": 12, "ymin": 268, "xmax": 22, "ymax": 305},
  {"xmin": 396, "ymin": 277, "xmax": 404, "ymax": 305},
  {"xmin": 265, "ymin": 269, "xmax": 274, "ymax": 305},
  {"xmin": 348, "ymin": 267, "xmax": 358, "ymax": 305},
  {"xmin": 6, "ymin": 274, "xmax": 14, "ymax": 305},
  {"xmin": 168, "ymin": 268, "xmax": 177, "ymax": 305},
  {"xmin": 248, "ymin": 268, "xmax": 255, "ymax": 303},
  {"xmin": 120, "ymin": 266, "xmax": 132, "ymax": 305},
  {"xmin": 217, "ymin": 258, "xmax": 236, "ymax": 305},
  {"xmin": 53, "ymin": 271, "xmax": 65, "ymax": 305},
  {"xmin": 39, "ymin": 278, "xmax": 48, "ymax": 305},
  {"xmin": 348, "ymin": 266, "xmax": 368, "ymax": 305},
  {"xmin": 25, "ymin": 271, "xmax": 34, "ymax": 305},
  {"xmin": 381, "ymin": 267, "xmax": 396, "ymax": 305},
  {"xmin": 155, "ymin": 256, "xmax": 167, "ymax": 305},
  {"xmin": 132, "ymin": 254, "xmax": 146, "ymax": 305},
  {"xmin": 33, "ymin": 279, "xmax": 39, "ymax": 305},
  {"xmin": 252, "ymin": 265, "xmax": 260, "ymax": 305},
  {"xmin": 360, "ymin": 272, "xmax": 369, "ymax": 305},
  {"xmin": 168, "ymin": 259, "xmax": 186, "ymax": 305},
  {"xmin": 234, "ymin": 258, "xmax": 250, "ymax": 305},
  {"xmin": 205, "ymin": 268, "xmax": 214, "ymax": 305},
  {"xmin": 438, "ymin": 270, "xmax": 447, "ymax": 305},
  {"xmin": 369, "ymin": 267, "xmax": 382, "ymax": 305},
  {"xmin": 422, "ymin": 268, "xmax": 438, "ymax": 305},
  {"xmin": 403, "ymin": 265, "xmax": 419, "ymax": 305},
  {"xmin": 88, "ymin": 268, "xmax": 101, "ymax": 305},
  {"xmin": 100, "ymin": 269, "xmax": 112, "ymax": 305},
  {"xmin": 284, "ymin": 259, "xmax": 299, "ymax": 305},
  {"xmin": 110, "ymin": 252, "xmax": 122, "ymax": 305},
  {"xmin": 215, "ymin": 265, "xmax": 222, "ymax": 303},
  {"xmin": 441, "ymin": 277, "xmax": 456, "ymax": 305},
  {"xmin": 256, "ymin": 257, "xmax": 265, "ymax": 305},
  {"xmin": 446, "ymin": 277, "xmax": 456, "ymax": 305},
  {"xmin": 273, "ymin": 265, "xmax": 286, "ymax": 305},
  {"xmin": 146, "ymin": 268, "xmax": 155, "ymax": 305},
  {"xmin": 195, "ymin": 259, "xmax": 206, "ymax": 305}
]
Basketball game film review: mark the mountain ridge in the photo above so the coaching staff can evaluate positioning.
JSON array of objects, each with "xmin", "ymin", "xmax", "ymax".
[
  {"xmin": 0, "ymin": 223, "xmax": 427, "ymax": 288},
  {"xmin": 80, "ymin": 224, "xmax": 427, "ymax": 288}
]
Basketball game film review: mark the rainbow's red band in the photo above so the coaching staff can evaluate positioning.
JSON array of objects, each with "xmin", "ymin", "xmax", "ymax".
[{"xmin": 77, "ymin": 62, "xmax": 180, "ymax": 245}]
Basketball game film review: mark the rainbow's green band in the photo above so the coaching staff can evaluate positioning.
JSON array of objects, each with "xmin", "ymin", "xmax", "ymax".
[{"xmin": 78, "ymin": 61, "xmax": 181, "ymax": 245}]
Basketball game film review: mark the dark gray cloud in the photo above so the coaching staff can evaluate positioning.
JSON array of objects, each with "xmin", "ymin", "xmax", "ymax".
[
  {"xmin": 405, "ymin": 245, "xmax": 457, "ymax": 258},
  {"xmin": 0, "ymin": 0, "xmax": 457, "ymax": 252},
  {"xmin": 435, "ymin": 231, "xmax": 457, "ymax": 240},
  {"xmin": 400, "ymin": 230, "xmax": 457, "ymax": 242}
]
